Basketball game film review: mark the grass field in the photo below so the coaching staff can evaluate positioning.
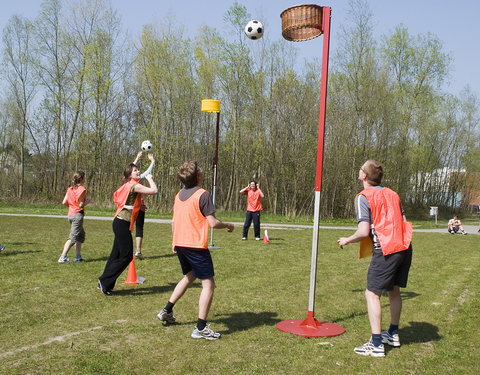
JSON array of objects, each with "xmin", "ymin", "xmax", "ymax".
[{"xmin": 0, "ymin": 214, "xmax": 478, "ymax": 375}]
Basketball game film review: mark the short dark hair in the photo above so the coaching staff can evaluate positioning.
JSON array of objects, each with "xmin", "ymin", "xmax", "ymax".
[
  {"xmin": 363, "ymin": 160, "xmax": 383, "ymax": 186},
  {"xmin": 178, "ymin": 161, "xmax": 203, "ymax": 188}
]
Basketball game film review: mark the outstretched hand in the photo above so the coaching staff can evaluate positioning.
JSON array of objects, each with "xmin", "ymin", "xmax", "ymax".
[{"xmin": 337, "ymin": 237, "xmax": 349, "ymax": 249}]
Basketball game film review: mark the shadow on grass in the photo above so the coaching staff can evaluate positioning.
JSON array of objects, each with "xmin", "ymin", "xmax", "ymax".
[
  {"xmin": 333, "ymin": 291, "xmax": 421, "ymax": 324},
  {"xmin": 400, "ymin": 321, "xmax": 442, "ymax": 344},
  {"xmin": 212, "ymin": 311, "xmax": 281, "ymax": 334},
  {"xmin": 7, "ymin": 242, "xmax": 38, "ymax": 245},
  {"xmin": 351, "ymin": 290, "xmax": 421, "ymax": 301},
  {"xmin": 0, "ymin": 249, "xmax": 42, "ymax": 257},
  {"xmin": 87, "ymin": 253, "xmax": 175, "ymax": 263},
  {"xmin": 139, "ymin": 253, "xmax": 176, "ymax": 260},
  {"xmin": 112, "ymin": 282, "xmax": 201, "ymax": 296},
  {"xmin": 86, "ymin": 256, "xmax": 109, "ymax": 263}
]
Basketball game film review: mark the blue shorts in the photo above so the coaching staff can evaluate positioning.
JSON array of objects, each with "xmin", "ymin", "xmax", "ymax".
[
  {"xmin": 367, "ymin": 244, "xmax": 412, "ymax": 292},
  {"xmin": 175, "ymin": 246, "xmax": 214, "ymax": 279}
]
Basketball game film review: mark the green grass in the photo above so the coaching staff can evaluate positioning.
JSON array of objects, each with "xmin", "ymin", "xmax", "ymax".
[{"xmin": 0, "ymin": 214, "xmax": 479, "ymax": 374}]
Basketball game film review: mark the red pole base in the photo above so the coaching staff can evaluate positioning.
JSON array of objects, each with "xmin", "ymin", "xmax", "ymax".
[{"xmin": 276, "ymin": 311, "xmax": 345, "ymax": 337}]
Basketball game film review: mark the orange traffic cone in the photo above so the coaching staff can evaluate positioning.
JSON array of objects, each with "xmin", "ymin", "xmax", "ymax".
[
  {"xmin": 124, "ymin": 258, "xmax": 139, "ymax": 284},
  {"xmin": 263, "ymin": 230, "xmax": 270, "ymax": 243}
]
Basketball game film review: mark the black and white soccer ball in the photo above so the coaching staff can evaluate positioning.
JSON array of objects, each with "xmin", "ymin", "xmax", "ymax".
[
  {"xmin": 141, "ymin": 140, "xmax": 153, "ymax": 151},
  {"xmin": 244, "ymin": 20, "xmax": 264, "ymax": 40}
]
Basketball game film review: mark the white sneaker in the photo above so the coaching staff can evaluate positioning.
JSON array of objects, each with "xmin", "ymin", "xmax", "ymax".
[
  {"xmin": 134, "ymin": 252, "xmax": 144, "ymax": 260},
  {"xmin": 255, "ymin": 237, "xmax": 260, "ymax": 241},
  {"xmin": 58, "ymin": 255, "xmax": 70, "ymax": 263},
  {"xmin": 191, "ymin": 325, "xmax": 221, "ymax": 340},
  {"xmin": 354, "ymin": 340, "xmax": 385, "ymax": 357},
  {"xmin": 381, "ymin": 330, "xmax": 400, "ymax": 347},
  {"xmin": 74, "ymin": 255, "xmax": 84, "ymax": 262},
  {"xmin": 157, "ymin": 308, "xmax": 176, "ymax": 324}
]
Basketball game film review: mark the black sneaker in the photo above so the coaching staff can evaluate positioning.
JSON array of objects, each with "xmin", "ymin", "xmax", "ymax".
[{"xmin": 97, "ymin": 280, "xmax": 112, "ymax": 296}]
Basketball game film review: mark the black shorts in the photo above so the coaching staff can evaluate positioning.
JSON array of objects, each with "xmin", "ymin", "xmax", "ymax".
[
  {"xmin": 175, "ymin": 246, "xmax": 214, "ymax": 279},
  {"xmin": 367, "ymin": 244, "xmax": 412, "ymax": 292}
]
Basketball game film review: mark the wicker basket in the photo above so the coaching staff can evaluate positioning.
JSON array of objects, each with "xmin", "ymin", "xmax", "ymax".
[{"xmin": 280, "ymin": 4, "xmax": 323, "ymax": 42}]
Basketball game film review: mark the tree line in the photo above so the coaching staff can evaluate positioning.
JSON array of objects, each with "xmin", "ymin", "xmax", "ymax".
[{"xmin": 1, "ymin": 0, "xmax": 479, "ymax": 218}]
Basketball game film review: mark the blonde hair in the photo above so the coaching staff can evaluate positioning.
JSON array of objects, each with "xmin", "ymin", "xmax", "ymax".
[{"xmin": 71, "ymin": 171, "xmax": 85, "ymax": 187}]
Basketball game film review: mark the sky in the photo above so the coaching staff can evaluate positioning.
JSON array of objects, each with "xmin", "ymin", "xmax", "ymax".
[{"xmin": 0, "ymin": 0, "xmax": 479, "ymax": 97}]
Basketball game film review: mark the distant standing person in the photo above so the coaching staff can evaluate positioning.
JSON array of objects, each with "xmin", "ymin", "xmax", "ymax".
[
  {"xmin": 98, "ymin": 164, "xmax": 157, "ymax": 295},
  {"xmin": 337, "ymin": 160, "xmax": 413, "ymax": 357},
  {"xmin": 156, "ymin": 161, "xmax": 234, "ymax": 340},
  {"xmin": 132, "ymin": 151, "xmax": 155, "ymax": 259},
  {"xmin": 447, "ymin": 215, "xmax": 467, "ymax": 235},
  {"xmin": 240, "ymin": 181, "xmax": 264, "ymax": 240},
  {"xmin": 58, "ymin": 171, "xmax": 90, "ymax": 263}
]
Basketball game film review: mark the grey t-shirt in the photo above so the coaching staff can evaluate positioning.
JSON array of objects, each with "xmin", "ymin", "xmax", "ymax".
[
  {"xmin": 178, "ymin": 186, "xmax": 215, "ymax": 217},
  {"xmin": 355, "ymin": 186, "xmax": 383, "ymax": 252}
]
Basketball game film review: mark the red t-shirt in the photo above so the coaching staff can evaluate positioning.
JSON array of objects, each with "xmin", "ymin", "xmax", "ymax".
[{"xmin": 245, "ymin": 188, "xmax": 263, "ymax": 212}]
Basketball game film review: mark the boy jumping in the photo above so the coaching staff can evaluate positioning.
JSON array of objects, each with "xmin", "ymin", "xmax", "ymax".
[{"xmin": 157, "ymin": 161, "xmax": 234, "ymax": 339}]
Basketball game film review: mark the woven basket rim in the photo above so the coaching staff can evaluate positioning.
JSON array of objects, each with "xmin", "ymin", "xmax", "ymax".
[{"xmin": 280, "ymin": 3, "xmax": 323, "ymax": 18}]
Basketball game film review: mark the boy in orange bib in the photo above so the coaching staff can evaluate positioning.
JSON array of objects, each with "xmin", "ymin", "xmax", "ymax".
[
  {"xmin": 337, "ymin": 160, "xmax": 412, "ymax": 357},
  {"xmin": 157, "ymin": 161, "xmax": 234, "ymax": 340}
]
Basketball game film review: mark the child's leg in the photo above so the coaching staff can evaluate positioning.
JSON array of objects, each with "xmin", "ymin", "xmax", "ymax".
[
  {"xmin": 169, "ymin": 272, "xmax": 196, "ymax": 304},
  {"xmin": 135, "ymin": 237, "xmax": 143, "ymax": 254},
  {"xmin": 198, "ymin": 277, "xmax": 215, "ymax": 320},
  {"xmin": 61, "ymin": 239, "xmax": 74, "ymax": 256},
  {"xmin": 75, "ymin": 242, "xmax": 82, "ymax": 257},
  {"xmin": 253, "ymin": 211, "xmax": 261, "ymax": 238},
  {"xmin": 243, "ymin": 212, "xmax": 253, "ymax": 238},
  {"xmin": 135, "ymin": 210, "xmax": 145, "ymax": 254}
]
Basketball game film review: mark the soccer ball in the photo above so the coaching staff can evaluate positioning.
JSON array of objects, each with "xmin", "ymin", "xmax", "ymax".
[
  {"xmin": 244, "ymin": 20, "xmax": 264, "ymax": 40},
  {"xmin": 141, "ymin": 140, "xmax": 152, "ymax": 151}
]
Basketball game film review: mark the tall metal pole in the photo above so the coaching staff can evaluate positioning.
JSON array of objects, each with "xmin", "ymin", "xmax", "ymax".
[
  {"xmin": 308, "ymin": 5, "xmax": 331, "ymax": 315},
  {"xmin": 276, "ymin": 5, "xmax": 344, "ymax": 337},
  {"xmin": 209, "ymin": 112, "xmax": 220, "ymax": 248}
]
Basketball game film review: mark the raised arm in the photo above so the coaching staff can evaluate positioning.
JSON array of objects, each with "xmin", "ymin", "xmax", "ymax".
[
  {"xmin": 140, "ymin": 154, "xmax": 155, "ymax": 180},
  {"xmin": 133, "ymin": 151, "xmax": 143, "ymax": 166},
  {"xmin": 134, "ymin": 174, "xmax": 158, "ymax": 195},
  {"xmin": 257, "ymin": 184, "xmax": 265, "ymax": 198},
  {"xmin": 239, "ymin": 185, "xmax": 249, "ymax": 194}
]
